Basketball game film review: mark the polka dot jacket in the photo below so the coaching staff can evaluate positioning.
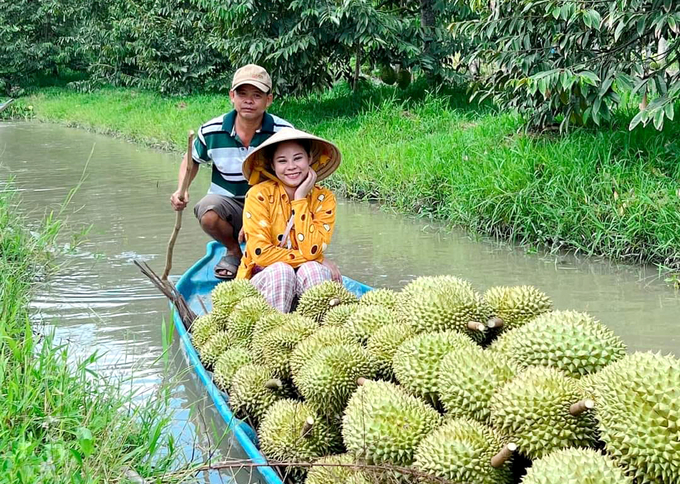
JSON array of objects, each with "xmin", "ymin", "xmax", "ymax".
[{"xmin": 236, "ymin": 180, "xmax": 336, "ymax": 279}]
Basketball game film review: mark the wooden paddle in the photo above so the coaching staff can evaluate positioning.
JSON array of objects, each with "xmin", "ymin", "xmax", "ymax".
[{"xmin": 162, "ymin": 130, "xmax": 194, "ymax": 281}]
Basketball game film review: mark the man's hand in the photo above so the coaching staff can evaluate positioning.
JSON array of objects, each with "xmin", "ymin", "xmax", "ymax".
[
  {"xmin": 321, "ymin": 258, "xmax": 342, "ymax": 283},
  {"xmin": 238, "ymin": 227, "xmax": 246, "ymax": 244},
  {"xmin": 170, "ymin": 189, "xmax": 189, "ymax": 211},
  {"xmin": 294, "ymin": 169, "xmax": 318, "ymax": 200}
]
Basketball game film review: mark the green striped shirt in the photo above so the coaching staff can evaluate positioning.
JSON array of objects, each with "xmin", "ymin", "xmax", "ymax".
[{"xmin": 192, "ymin": 110, "xmax": 292, "ymax": 199}]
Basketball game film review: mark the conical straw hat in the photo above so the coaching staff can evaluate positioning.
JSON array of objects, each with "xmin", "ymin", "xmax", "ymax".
[{"xmin": 242, "ymin": 127, "xmax": 341, "ymax": 185}]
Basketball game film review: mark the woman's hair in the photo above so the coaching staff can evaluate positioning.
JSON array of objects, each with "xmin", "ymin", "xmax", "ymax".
[{"xmin": 264, "ymin": 139, "xmax": 312, "ymax": 167}]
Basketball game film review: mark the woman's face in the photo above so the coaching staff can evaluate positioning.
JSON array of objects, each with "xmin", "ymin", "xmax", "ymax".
[{"xmin": 272, "ymin": 141, "xmax": 311, "ymax": 188}]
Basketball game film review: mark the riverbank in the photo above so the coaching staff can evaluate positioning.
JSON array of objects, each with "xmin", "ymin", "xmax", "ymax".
[
  {"xmin": 4, "ymin": 82, "xmax": 680, "ymax": 273},
  {"xmin": 0, "ymin": 186, "xmax": 185, "ymax": 482}
]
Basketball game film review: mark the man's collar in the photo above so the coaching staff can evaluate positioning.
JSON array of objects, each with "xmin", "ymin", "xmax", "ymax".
[{"xmin": 222, "ymin": 110, "xmax": 274, "ymax": 136}]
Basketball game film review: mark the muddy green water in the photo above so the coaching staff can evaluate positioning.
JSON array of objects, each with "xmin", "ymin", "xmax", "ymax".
[{"xmin": 1, "ymin": 122, "xmax": 679, "ymax": 482}]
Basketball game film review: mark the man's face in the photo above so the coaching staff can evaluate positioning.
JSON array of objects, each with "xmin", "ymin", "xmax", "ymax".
[{"xmin": 229, "ymin": 84, "xmax": 273, "ymax": 121}]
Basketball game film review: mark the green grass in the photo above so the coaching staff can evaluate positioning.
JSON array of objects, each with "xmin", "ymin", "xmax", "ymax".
[
  {"xmin": 5, "ymin": 81, "xmax": 680, "ymax": 270},
  {"xmin": 0, "ymin": 186, "xmax": 186, "ymax": 483}
]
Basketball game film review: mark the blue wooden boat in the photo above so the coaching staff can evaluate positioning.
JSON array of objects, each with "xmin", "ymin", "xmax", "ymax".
[{"xmin": 172, "ymin": 241, "xmax": 373, "ymax": 484}]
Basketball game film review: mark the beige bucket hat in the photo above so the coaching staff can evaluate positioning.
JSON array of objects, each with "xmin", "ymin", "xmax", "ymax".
[{"xmin": 243, "ymin": 127, "xmax": 342, "ymax": 185}]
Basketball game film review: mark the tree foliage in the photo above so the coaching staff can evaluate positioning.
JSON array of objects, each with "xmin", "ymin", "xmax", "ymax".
[
  {"xmin": 197, "ymin": 0, "xmax": 461, "ymax": 94},
  {"xmin": 0, "ymin": 0, "xmax": 94, "ymax": 95},
  {"xmin": 453, "ymin": 0, "xmax": 680, "ymax": 131},
  {"xmin": 77, "ymin": 0, "xmax": 232, "ymax": 94}
]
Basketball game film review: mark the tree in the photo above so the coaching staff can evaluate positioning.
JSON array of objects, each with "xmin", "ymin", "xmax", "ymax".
[{"xmin": 452, "ymin": 0, "xmax": 680, "ymax": 131}]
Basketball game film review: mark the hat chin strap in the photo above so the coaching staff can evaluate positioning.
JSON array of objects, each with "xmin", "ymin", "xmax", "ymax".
[{"xmin": 248, "ymin": 165, "xmax": 280, "ymax": 185}]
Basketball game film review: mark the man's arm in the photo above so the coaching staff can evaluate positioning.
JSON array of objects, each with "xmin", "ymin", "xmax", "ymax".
[{"xmin": 170, "ymin": 152, "xmax": 200, "ymax": 211}]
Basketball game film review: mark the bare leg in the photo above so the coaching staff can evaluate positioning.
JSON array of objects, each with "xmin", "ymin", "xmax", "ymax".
[{"xmin": 200, "ymin": 210, "xmax": 242, "ymax": 277}]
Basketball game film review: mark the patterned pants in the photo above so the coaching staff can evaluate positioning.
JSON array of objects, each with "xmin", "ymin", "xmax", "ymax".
[{"xmin": 251, "ymin": 261, "xmax": 336, "ymax": 313}]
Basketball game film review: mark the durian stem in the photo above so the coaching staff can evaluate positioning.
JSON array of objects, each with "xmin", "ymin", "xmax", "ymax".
[
  {"xmin": 490, "ymin": 443, "xmax": 517, "ymax": 468},
  {"xmin": 356, "ymin": 377, "xmax": 367, "ymax": 386},
  {"xmin": 487, "ymin": 316, "xmax": 504, "ymax": 329},
  {"xmin": 328, "ymin": 297, "xmax": 342, "ymax": 308},
  {"xmin": 467, "ymin": 321, "xmax": 486, "ymax": 332},
  {"xmin": 300, "ymin": 416, "xmax": 314, "ymax": 438},
  {"xmin": 264, "ymin": 379, "xmax": 283, "ymax": 391},
  {"xmin": 569, "ymin": 399, "xmax": 595, "ymax": 416}
]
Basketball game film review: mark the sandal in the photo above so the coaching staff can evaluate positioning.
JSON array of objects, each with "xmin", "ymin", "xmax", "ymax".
[{"xmin": 214, "ymin": 253, "xmax": 240, "ymax": 280}]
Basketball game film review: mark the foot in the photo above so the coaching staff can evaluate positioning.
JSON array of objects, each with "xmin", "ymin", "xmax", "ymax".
[{"xmin": 214, "ymin": 253, "xmax": 240, "ymax": 280}]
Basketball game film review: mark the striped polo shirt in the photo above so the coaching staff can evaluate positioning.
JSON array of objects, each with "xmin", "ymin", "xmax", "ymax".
[{"xmin": 192, "ymin": 110, "xmax": 292, "ymax": 199}]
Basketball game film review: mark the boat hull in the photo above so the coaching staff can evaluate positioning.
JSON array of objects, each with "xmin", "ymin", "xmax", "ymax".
[{"xmin": 172, "ymin": 241, "xmax": 372, "ymax": 484}]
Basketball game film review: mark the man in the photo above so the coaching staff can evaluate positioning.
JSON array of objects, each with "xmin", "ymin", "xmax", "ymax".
[{"xmin": 170, "ymin": 64, "xmax": 293, "ymax": 279}]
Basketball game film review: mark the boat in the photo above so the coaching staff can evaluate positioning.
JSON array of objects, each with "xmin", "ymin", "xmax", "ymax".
[{"xmin": 172, "ymin": 241, "xmax": 373, "ymax": 484}]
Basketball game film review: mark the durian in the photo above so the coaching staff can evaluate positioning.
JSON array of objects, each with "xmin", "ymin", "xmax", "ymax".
[
  {"xmin": 344, "ymin": 304, "xmax": 396, "ymax": 344},
  {"xmin": 438, "ymin": 343, "xmax": 515, "ymax": 422},
  {"xmin": 587, "ymin": 352, "xmax": 680, "ymax": 484},
  {"xmin": 213, "ymin": 347, "xmax": 252, "ymax": 392},
  {"xmin": 294, "ymin": 343, "xmax": 377, "ymax": 418},
  {"xmin": 342, "ymin": 379, "xmax": 441, "ymax": 466},
  {"xmin": 365, "ymin": 323, "xmax": 415, "ymax": 379},
  {"xmin": 256, "ymin": 316, "xmax": 318, "ymax": 378},
  {"xmin": 322, "ymin": 304, "xmax": 359, "ymax": 327},
  {"xmin": 304, "ymin": 454, "xmax": 369, "ymax": 484},
  {"xmin": 259, "ymin": 400, "xmax": 343, "ymax": 464},
  {"xmin": 295, "ymin": 281, "xmax": 358, "ymax": 323},
  {"xmin": 380, "ymin": 65, "xmax": 397, "ymax": 85},
  {"xmin": 199, "ymin": 330, "xmax": 239, "ymax": 370},
  {"xmin": 229, "ymin": 363, "xmax": 289, "ymax": 422},
  {"xmin": 393, "ymin": 331, "xmax": 476, "ymax": 404},
  {"xmin": 211, "ymin": 279, "xmax": 260, "ymax": 326},
  {"xmin": 489, "ymin": 366, "xmax": 597, "ymax": 459},
  {"xmin": 396, "ymin": 69, "xmax": 411, "ymax": 90},
  {"xmin": 483, "ymin": 285, "xmax": 551, "ymax": 333},
  {"xmin": 227, "ymin": 296, "xmax": 274, "ymax": 343},
  {"xmin": 413, "ymin": 417, "xmax": 513, "ymax": 484},
  {"xmin": 520, "ymin": 448, "xmax": 633, "ymax": 484},
  {"xmin": 359, "ymin": 288, "xmax": 398, "ymax": 310},
  {"xmin": 212, "ymin": 278, "xmax": 260, "ymax": 313},
  {"xmin": 397, "ymin": 276, "xmax": 490, "ymax": 342},
  {"xmin": 490, "ymin": 310, "xmax": 626, "ymax": 378},
  {"xmin": 250, "ymin": 312, "xmax": 294, "ymax": 360},
  {"xmin": 290, "ymin": 326, "xmax": 356, "ymax": 377},
  {"xmin": 190, "ymin": 314, "xmax": 219, "ymax": 350}
]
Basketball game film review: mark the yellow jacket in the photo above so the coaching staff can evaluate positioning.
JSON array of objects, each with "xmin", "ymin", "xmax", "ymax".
[{"xmin": 236, "ymin": 180, "xmax": 336, "ymax": 279}]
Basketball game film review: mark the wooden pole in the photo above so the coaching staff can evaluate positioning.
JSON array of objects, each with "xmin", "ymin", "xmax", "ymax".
[{"xmin": 162, "ymin": 130, "xmax": 194, "ymax": 281}]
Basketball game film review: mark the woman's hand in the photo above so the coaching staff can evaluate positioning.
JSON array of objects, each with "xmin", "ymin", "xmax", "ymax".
[
  {"xmin": 294, "ymin": 169, "xmax": 318, "ymax": 200},
  {"xmin": 321, "ymin": 258, "xmax": 342, "ymax": 282}
]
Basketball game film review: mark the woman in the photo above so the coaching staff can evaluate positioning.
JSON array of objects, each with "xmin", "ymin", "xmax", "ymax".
[{"xmin": 236, "ymin": 127, "xmax": 342, "ymax": 312}]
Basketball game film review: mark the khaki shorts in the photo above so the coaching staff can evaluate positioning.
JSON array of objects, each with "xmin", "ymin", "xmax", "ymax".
[{"xmin": 194, "ymin": 194, "xmax": 244, "ymax": 239}]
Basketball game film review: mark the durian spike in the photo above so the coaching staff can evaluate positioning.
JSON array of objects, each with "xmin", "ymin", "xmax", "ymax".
[
  {"xmin": 569, "ymin": 399, "xmax": 595, "ymax": 416},
  {"xmin": 487, "ymin": 316, "xmax": 504, "ymax": 329},
  {"xmin": 264, "ymin": 378, "xmax": 283, "ymax": 391},
  {"xmin": 468, "ymin": 321, "xmax": 486, "ymax": 332},
  {"xmin": 300, "ymin": 416, "xmax": 314, "ymax": 438},
  {"xmin": 328, "ymin": 297, "xmax": 342, "ymax": 307},
  {"xmin": 356, "ymin": 377, "xmax": 368, "ymax": 386},
  {"xmin": 490, "ymin": 442, "xmax": 517, "ymax": 468}
]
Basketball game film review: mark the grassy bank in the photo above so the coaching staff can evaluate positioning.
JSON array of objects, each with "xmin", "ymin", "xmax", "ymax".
[
  {"xmin": 0, "ymin": 186, "xmax": 183, "ymax": 483},
  {"xmin": 5, "ymin": 82, "xmax": 680, "ymax": 271}
]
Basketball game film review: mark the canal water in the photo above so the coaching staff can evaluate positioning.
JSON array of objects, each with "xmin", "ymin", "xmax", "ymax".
[{"xmin": 1, "ymin": 122, "xmax": 678, "ymax": 482}]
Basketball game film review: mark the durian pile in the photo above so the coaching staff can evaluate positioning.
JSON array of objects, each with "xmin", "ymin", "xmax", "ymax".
[{"xmin": 191, "ymin": 276, "xmax": 679, "ymax": 484}]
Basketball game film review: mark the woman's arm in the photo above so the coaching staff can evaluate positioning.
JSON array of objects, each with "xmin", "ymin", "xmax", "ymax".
[
  {"xmin": 290, "ymin": 189, "xmax": 336, "ymax": 260},
  {"xmin": 242, "ymin": 190, "xmax": 308, "ymax": 267}
]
